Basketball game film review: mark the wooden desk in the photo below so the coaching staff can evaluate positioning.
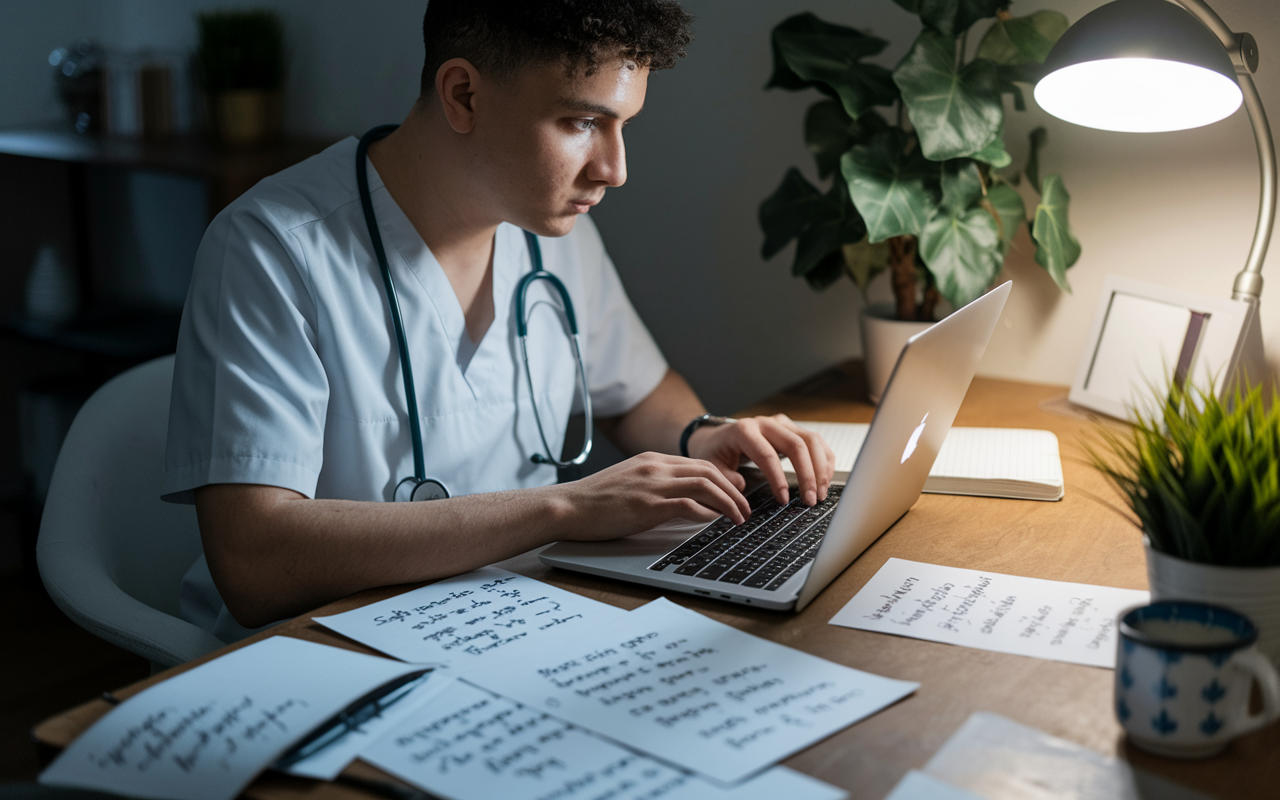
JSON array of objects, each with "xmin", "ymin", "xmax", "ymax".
[{"xmin": 31, "ymin": 362, "xmax": 1280, "ymax": 799}]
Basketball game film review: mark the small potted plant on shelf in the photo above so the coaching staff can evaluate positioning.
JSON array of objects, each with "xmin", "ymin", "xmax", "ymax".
[
  {"xmin": 1091, "ymin": 380, "xmax": 1280, "ymax": 665},
  {"xmin": 197, "ymin": 10, "xmax": 285, "ymax": 147},
  {"xmin": 759, "ymin": 2, "xmax": 1082, "ymax": 402}
]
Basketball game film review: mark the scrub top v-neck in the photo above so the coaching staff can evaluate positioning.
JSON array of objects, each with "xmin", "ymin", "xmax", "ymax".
[{"xmin": 163, "ymin": 135, "xmax": 667, "ymax": 506}]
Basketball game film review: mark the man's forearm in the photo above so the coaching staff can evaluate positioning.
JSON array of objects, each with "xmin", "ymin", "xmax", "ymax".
[
  {"xmin": 597, "ymin": 369, "xmax": 706, "ymax": 456},
  {"xmin": 195, "ymin": 483, "xmax": 572, "ymax": 629}
]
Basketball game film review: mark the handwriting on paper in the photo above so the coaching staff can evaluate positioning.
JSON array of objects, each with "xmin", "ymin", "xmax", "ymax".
[
  {"xmin": 94, "ymin": 696, "xmax": 306, "ymax": 774},
  {"xmin": 464, "ymin": 598, "xmax": 917, "ymax": 785},
  {"xmin": 361, "ymin": 678, "xmax": 846, "ymax": 800},
  {"xmin": 314, "ymin": 567, "xmax": 623, "ymax": 665},
  {"xmin": 829, "ymin": 558, "xmax": 1150, "ymax": 668},
  {"xmin": 40, "ymin": 637, "xmax": 421, "ymax": 800}
]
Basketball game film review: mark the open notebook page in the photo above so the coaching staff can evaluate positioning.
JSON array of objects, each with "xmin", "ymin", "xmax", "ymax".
[{"xmin": 772, "ymin": 422, "xmax": 1063, "ymax": 501}]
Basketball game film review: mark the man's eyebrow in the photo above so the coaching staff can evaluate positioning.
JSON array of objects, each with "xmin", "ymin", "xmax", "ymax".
[{"xmin": 558, "ymin": 98, "xmax": 644, "ymax": 121}]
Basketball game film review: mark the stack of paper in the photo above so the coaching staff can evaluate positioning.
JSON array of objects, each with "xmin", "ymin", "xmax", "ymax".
[{"xmin": 44, "ymin": 568, "xmax": 925, "ymax": 800}]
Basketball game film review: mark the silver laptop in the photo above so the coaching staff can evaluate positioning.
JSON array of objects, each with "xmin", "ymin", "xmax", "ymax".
[{"xmin": 540, "ymin": 281, "xmax": 1011, "ymax": 612}]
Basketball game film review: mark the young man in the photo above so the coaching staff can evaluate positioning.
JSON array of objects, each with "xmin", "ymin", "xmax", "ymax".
[{"xmin": 164, "ymin": 0, "xmax": 834, "ymax": 641}]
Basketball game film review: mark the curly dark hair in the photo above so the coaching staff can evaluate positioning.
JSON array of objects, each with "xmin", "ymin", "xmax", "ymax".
[{"xmin": 420, "ymin": 0, "xmax": 694, "ymax": 95}]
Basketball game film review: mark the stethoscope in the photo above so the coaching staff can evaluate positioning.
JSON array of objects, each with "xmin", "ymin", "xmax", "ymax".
[{"xmin": 356, "ymin": 125, "xmax": 593, "ymax": 502}]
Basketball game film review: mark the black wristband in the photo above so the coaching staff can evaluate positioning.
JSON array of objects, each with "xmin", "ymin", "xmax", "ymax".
[{"xmin": 679, "ymin": 414, "xmax": 735, "ymax": 458}]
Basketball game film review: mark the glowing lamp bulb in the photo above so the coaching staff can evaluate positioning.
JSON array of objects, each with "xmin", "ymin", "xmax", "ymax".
[{"xmin": 1035, "ymin": 57, "xmax": 1243, "ymax": 133}]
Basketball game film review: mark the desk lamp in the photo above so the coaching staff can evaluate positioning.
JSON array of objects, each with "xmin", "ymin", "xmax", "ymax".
[{"xmin": 1034, "ymin": 0, "xmax": 1276, "ymax": 418}]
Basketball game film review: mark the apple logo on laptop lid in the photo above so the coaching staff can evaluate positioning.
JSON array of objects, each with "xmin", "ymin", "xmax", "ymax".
[{"xmin": 901, "ymin": 412, "xmax": 928, "ymax": 463}]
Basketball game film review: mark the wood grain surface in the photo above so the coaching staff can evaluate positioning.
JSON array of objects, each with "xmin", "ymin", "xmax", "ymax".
[{"xmin": 32, "ymin": 362, "xmax": 1280, "ymax": 799}]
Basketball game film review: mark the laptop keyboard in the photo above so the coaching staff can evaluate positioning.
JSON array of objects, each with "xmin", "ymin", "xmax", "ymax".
[{"xmin": 648, "ymin": 483, "xmax": 842, "ymax": 591}]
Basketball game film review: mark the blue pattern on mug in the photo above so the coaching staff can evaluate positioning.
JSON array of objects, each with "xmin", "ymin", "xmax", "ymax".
[
  {"xmin": 1120, "ymin": 666, "xmax": 1134, "ymax": 689},
  {"xmin": 1151, "ymin": 708, "xmax": 1178, "ymax": 735},
  {"xmin": 1200, "ymin": 712, "xmax": 1224, "ymax": 736},
  {"xmin": 1156, "ymin": 675, "xmax": 1178, "ymax": 699},
  {"xmin": 1116, "ymin": 697, "xmax": 1131, "ymax": 721},
  {"xmin": 1207, "ymin": 650, "xmax": 1232, "ymax": 668},
  {"xmin": 1122, "ymin": 637, "xmax": 1136, "ymax": 655},
  {"xmin": 1201, "ymin": 679, "xmax": 1226, "ymax": 704},
  {"xmin": 1157, "ymin": 650, "xmax": 1183, "ymax": 665}
]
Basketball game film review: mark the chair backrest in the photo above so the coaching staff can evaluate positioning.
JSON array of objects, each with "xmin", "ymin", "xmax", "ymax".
[{"xmin": 37, "ymin": 355, "xmax": 224, "ymax": 668}]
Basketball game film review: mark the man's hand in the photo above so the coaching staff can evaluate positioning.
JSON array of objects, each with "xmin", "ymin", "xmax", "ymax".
[
  {"xmin": 557, "ymin": 452, "xmax": 751, "ymax": 540},
  {"xmin": 686, "ymin": 414, "xmax": 835, "ymax": 507}
]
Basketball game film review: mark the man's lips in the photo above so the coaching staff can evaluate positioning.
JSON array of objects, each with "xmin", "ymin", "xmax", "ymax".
[{"xmin": 570, "ymin": 198, "xmax": 601, "ymax": 213}]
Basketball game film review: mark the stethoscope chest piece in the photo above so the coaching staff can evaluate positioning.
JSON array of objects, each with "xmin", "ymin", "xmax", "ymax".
[{"xmin": 396, "ymin": 476, "xmax": 450, "ymax": 502}]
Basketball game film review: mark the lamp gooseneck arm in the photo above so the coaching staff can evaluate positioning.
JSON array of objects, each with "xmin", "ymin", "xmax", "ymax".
[{"xmin": 1176, "ymin": 0, "xmax": 1276, "ymax": 303}]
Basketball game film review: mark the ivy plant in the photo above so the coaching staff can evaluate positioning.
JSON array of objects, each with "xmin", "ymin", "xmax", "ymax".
[{"xmin": 759, "ymin": 3, "xmax": 1081, "ymax": 320}]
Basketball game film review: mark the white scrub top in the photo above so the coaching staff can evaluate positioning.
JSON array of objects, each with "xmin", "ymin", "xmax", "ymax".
[{"xmin": 163, "ymin": 137, "xmax": 668, "ymax": 642}]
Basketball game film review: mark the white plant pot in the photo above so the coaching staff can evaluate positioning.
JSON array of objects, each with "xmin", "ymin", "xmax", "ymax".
[
  {"xmin": 860, "ymin": 302, "xmax": 934, "ymax": 405},
  {"xmin": 1146, "ymin": 542, "xmax": 1280, "ymax": 666}
]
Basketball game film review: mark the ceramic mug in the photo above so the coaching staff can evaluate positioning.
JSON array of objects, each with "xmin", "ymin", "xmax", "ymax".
[{"xmin": 1115, "ymin": 600, "xmax": 1280, "ymax": 758}]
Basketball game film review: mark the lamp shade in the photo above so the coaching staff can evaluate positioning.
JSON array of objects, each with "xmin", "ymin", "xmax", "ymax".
[{"xmin": 1034, "ymin": 0, "xmax": 1242, "ymax": 133}]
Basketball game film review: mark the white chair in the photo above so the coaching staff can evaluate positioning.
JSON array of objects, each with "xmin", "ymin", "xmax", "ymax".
[{"xmin": 36, "ymin": 355, "xmax": 224, "ymax": 670}]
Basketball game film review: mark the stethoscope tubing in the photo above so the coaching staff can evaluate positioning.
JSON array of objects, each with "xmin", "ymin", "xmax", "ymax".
[
  {"xmin": 357, "ymin": 125, "xmax": 593, "ymax": 496},
  {"xmin": 357, "ymin": 124, "xmax": 426, "ymax": 481}
]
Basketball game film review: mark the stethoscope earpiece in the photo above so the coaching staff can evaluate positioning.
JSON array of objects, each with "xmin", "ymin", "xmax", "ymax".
[{"xmin": 358, "ymin": 126, "xmax": 593, "ymax": 502}]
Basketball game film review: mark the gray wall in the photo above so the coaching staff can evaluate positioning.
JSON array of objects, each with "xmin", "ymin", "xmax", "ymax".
[{"xmin": 2, "ymin": 0, "xmax": 1277, "ymax": 412}]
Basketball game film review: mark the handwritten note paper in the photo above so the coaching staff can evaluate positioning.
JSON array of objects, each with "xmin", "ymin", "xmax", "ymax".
[
  {"xmin": 465, "ymin": 597, "xmax": 917, "ymax": 784},
  {"xmin": 314, "ymin": 567, "xmax": 622, "ymax": 665},
  {"xmin": 829, "ymin": 559, "xmax": 1150, "ymax": 668},
  {"xmin": 362, "ymin": 678, "xmax": 847, "ymax": 800},
  {"xmin": 39, "ymin": 637, "xmax": 421, "ymax": 800}
]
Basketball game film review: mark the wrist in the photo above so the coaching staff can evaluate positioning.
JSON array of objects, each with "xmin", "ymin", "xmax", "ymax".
[{"xmin": 679, "ymin": 414, "xmax": 734, "ymax": 458}]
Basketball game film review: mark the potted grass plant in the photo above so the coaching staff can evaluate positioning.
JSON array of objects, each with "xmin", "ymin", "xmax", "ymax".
[
  {"xmin": 1091, "ymin": 381, "xmax": 1280, "ymax": 665},
  {"xmin": 197, "ymin": 10, "xmax": 285, "ymax": 146},
  {"xmin": 759, "ymin": 2, "xmax": 1082, "ymax": 402}
]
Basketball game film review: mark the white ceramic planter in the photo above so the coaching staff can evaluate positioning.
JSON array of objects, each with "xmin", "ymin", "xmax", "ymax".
[
  {"xmin": 1146, "ymin": 543, "xmax": 1280, "ymax": 665},
  {"xmin": 860, "ymin": 302, "xmax": 934, "ymax": 405}
]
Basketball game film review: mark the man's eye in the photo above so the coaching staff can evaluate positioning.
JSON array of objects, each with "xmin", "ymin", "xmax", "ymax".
[{"xmin": 573, "ymin": 118, "xmax": 597, "ymax": 131}]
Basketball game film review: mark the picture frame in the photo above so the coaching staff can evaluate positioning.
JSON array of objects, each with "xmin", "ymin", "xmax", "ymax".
[{"xmin": 1068, "ymin": 275, "xmax": 1264, "ymax": 421}]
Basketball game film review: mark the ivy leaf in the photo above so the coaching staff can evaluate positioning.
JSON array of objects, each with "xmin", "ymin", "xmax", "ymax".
[
  {"xmin": 920, "ymin": 206, "xmax": 1003, "ymax": 307},
  {"xmin": 805, "ymin": 101, "xmax": 854, "ymax": 179},
  {"xmin": 842, "ymin": 236, "xmax": 891, "ymax": 295},
  {"xmin": 842, "ymin": 129, "xmax": 939, "ymax": 242},
  {"xmin": 1025, "ymin": 126, "xmax": 1047, "ymax": 193},
  {"xmin": 917, "ymin": 0, "xmax": 1008, "ymax": 38},
  {"xmin": 940, "ymin": 160, "xmax": 984, "ymax": 215},
  {"xmin": 1032, "ymin": 174, "xmax": 1080, "ymax": 292},
  {"xmin": 805, "ymin": 102, "xmax": 890, "ymax": 179},
  {"xmin": 759, "ymin": 168, "xmax": 824, "ymax": 259},
  {"xmin": 972, "ymin": 133, "xmax": 1012, "ymax": 168},
  {"xmin": 975, "ymin": 10, "xmax": 1069, "ymax": 65},
  {"xmin": 793, "ymin": 182, "xmax": 868, "ymax": 279},
  {"xmin": 985, "ymin": 182, "xmax": 1026, "ymax": 254},
  {"xmin": 769, "ymin": 13, "xmax": 899, "ymax": 118},
  {"xmin": 994, "ymin": 63, "xmax": 1043, "ymax": 112},
  {"xmin": 804, "ymin": 251, "xmax": 848, "ymax": 291},
  {"xmin": 894, "ymin": 30, "xmax": 1004, "ymax": 161}
]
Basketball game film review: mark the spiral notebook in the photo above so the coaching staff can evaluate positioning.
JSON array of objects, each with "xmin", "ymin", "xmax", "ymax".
[{"xmin": 778, "ymin": 423, "xmax": 1064, "ymax": 501}]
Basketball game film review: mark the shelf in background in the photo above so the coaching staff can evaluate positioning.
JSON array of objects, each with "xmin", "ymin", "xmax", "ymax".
[{"xmin": 0, "ymin": 121, "xmax": 337, "ymax": 216}]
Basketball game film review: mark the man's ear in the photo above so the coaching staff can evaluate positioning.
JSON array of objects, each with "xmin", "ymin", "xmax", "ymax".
[{"xmin": 435, "ymin": 57, "xmax": 482, "ymax": 134}]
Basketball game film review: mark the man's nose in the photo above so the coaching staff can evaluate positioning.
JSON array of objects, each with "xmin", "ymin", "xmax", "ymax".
[{"xmin": 587, "ymin": 130, "xmax": 627, "ymax": 188}]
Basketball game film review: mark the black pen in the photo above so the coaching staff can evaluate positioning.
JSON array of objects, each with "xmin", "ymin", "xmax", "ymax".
[{"xmin": 275, "ymin": 668, "xmax": 434, "ymax": 769}]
